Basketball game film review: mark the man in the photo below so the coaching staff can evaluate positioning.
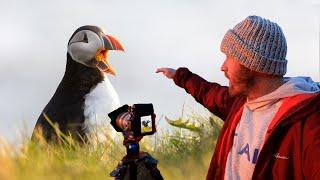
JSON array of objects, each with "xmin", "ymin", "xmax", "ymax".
[{"xmin": 156, "ymin": 15, "xmax": 320, "ymax": 179}]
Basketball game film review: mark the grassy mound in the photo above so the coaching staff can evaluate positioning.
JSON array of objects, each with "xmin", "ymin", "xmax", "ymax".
[{"xmin": 0, "ymin": 114, "xmax": 222, "ymax": 180}]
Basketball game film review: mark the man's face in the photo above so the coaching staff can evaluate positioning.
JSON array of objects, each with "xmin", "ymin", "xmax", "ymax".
[{"xmin": 220, "ymin": 56, "xmax": 255, "ymax": 96}]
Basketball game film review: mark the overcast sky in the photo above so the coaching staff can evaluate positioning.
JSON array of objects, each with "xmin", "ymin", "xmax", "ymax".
[{"xmin": 0, "ymin": 0, "xmax": 319, "ymax": 143}]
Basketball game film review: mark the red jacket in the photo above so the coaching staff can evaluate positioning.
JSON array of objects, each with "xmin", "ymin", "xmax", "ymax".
[{"xmin": 173, "ymin": 68, "xmax": 320, "ymax": 180}]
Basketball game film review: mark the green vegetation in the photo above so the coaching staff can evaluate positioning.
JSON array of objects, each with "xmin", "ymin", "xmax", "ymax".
[{"xmin": 0, "ymin": 113, "xmax": 222, "ymax": 180}]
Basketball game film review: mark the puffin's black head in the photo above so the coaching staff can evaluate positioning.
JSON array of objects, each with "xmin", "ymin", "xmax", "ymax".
[{"xmin": 67, "ymin": 25, "xmax": 124, "ymax": 75}]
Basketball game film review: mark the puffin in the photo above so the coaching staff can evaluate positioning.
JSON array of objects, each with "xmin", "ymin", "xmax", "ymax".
[{"xmin": 32, "ymin": 25, "xmax": 124, "ymax": 143}]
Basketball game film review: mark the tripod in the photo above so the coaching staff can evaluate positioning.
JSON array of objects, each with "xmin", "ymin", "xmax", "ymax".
[{"xmin": 110, "ymin": 141, "xmax": 163, "ymax": 180}]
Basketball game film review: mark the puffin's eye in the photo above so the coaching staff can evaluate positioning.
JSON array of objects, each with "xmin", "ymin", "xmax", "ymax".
[
  {"xmin": 82, "ymin": 32, "xmax": 88, "ymax": 43},
  {"xmin": 69, "ymin": 31, "xmax": 89, "ymax": 45}
]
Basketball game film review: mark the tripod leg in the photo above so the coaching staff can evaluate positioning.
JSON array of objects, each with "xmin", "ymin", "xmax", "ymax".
[
  {"xmin": 129, "ymin": 161, "xmax": 137, "ymax": 180},
  {"xmin": 110, "ymin": 152, "xmax": 163, "ymax": 180},
  {"xmin": 145, "ymin": 163, "xmax": 163, "ymax": 180},
  {"xmin": 110, "ymin": 160, "xmax": 127, "ymax": 180},
  {"xmin": 143, "ymin": 153, "xmax": 164, "ymax": 180}
]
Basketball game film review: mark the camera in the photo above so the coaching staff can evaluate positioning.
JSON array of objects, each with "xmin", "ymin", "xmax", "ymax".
[
  {"xmin": 108, "ymin": 104, "xmax": 163, "ymax": 179},
  {"xmin": 108, "ymin": 103, "xmax": 156, "ymax": 137}
]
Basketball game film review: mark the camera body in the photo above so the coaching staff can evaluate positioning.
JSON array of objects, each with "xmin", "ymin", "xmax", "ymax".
[
  {"xmin": 108, "ymin": 104, "xmax": 163, "ymax": 179},
  {"xmin": 108, "ymin": 103, "xmax": 156, "ymax": 137}
]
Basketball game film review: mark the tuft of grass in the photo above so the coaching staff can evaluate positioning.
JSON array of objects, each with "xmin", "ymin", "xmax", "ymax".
[
  {"xmin": 0, "ymin": 112, "xmax": 222, "ymax": 180},
  {"xmin": 154, "ymin": 113, "xmax": 223, "ymax": 180}
]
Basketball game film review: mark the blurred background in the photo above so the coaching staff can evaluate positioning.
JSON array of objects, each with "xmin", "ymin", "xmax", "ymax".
[{"xmin": 0, "ymin": 0, "xmax": 319, "ymax": 143}]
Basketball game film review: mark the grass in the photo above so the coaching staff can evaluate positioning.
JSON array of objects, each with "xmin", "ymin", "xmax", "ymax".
[{"xmin": 0, "ymin": 112, "xmax": 222, "ymax": 180}]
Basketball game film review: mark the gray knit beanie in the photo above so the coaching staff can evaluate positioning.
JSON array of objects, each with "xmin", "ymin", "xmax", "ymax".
[{"xmin": 220, "ymin": 15, "xmax": 287, "ymax": 76}]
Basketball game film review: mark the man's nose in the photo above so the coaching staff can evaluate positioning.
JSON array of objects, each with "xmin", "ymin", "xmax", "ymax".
[{"xmin": 221, "ymin": 60, "xmax": 227, "ymax": 72}]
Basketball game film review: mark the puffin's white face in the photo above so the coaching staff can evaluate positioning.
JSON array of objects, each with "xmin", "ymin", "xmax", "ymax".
[{"xmin": 67, "ymin": 29, "xmax": 124, "ymax": 75}]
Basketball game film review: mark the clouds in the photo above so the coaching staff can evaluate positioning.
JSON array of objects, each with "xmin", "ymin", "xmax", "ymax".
[{"xmin": 0, "ymin": 0, "xmax": 319, "ymax": 142}]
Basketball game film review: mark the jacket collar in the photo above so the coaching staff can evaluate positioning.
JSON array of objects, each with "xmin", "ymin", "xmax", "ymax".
[{"xmin": 265, "ymin": 92, "xmax": 320, "ymax": 140}]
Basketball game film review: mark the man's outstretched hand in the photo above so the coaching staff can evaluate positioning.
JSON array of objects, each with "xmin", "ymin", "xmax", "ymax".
[{"xmin": 156, "ymin": 68, "xmax": 176, "ymax": 79}]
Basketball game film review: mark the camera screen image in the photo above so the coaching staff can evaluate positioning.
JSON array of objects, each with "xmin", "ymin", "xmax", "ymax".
[{"xmin": 140, "ymin": 116, "xmax": 153, "ymax": 134}]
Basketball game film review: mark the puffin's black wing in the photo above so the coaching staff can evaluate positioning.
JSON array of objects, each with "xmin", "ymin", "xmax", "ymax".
[
  {"xmin": 32, "ymin": 102, "xmax": 85, "ymax": 142},
  {"xmin": 32, "ymin": 54, "xmax": 103, "ymax": 143}
]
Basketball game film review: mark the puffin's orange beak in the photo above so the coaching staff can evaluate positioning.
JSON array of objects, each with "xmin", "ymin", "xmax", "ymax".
[
  {"xmin": 103, "ymin": 35, "xmax": 125, "ymax": 51},
  {"xmin": 95, "ymin": 49, "xmax": 116, "ymax": 75},
  {"xmin": 95, "ymin": 34, "xmax": 124, "ymax": 75}
]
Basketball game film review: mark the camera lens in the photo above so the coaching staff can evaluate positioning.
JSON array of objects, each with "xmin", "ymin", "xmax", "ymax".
[{"xmin": 115, "ymin": 112, "xmax": 132, "ymax": 131}]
